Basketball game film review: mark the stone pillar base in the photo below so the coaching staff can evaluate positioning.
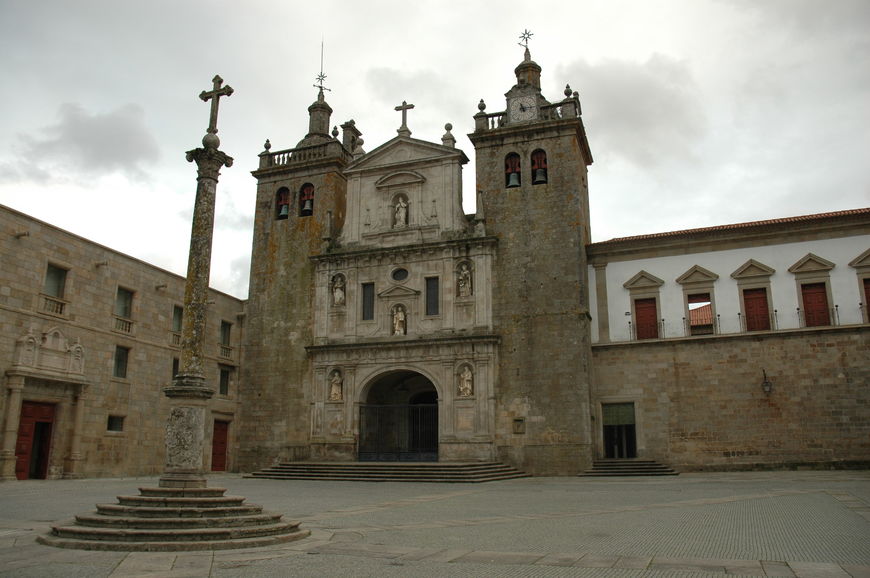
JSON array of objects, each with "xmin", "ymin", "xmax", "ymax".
[{"xmin": 159, "ymin": 473, "xmax": 209, "ymax": 489}]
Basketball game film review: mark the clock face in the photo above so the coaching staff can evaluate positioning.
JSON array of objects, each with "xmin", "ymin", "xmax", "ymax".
[{"xmin": 509, "ymin": 96, "xmax": 537, "ymax": 121}]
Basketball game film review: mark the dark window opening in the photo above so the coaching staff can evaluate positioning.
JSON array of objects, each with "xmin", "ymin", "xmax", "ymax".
[
  {"xmin": 361, "ymin": 282, "xmax": 375, "ymax": 321},
  {"xmin": 531, "ymin": 149, "xmax": 548, "ymax": 184},
  {"xmin": 219, "ymin": 321, "xmax": 232, "ymax": 346},
  {"xmin": 276, "ymin": 187, "xmax": 290, "ymax": 220},
  {"xmin": 505, "ymin": 153, "xmax": 521, "ymax": 188},
  {"xmin": 115, "ymin": 288, "xmax": 134, "ymax": 319},
  {"xmin": 299, "ymin": 183, "xmax": 314, "ymax": 216},
  {"xmin": 171, "ymin": 305, "xmax": 183, "ymax": 332},
  {"xmin": 107, "ymin": 415, "xmax": 125, "ymax": 432},
  {"xmin": 113, "ymin": 346, "xmax": 129, "ymax": 378},
  {"xmin": 425, "ymin": 277, "xmax": 439, "ymax": 316},
  {"xmin": 219, "ymin": 365, "xmax": 232, "ymax": 396},
  {"xmin": 172, "ymin": 357, "xmax": 180, "ymax": 380},
  {"xmin": 44, "ymin": 264, "xmax": 67, "ymax": 298}
]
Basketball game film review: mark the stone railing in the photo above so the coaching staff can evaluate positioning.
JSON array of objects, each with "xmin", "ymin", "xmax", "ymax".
[
  {"xmin": 170, "ymin": 332, "xmax": 181, "ymax": 347},
  {"xmin": 40, "ymin": 294, "xmax": 67, "ymax": 316},
  {"xmin": 473, "ymin": 97, "xmax": 582, "ymax": 132},
  {"xmin": 219, "ymin": 344, "xmax": 233, "ymax": 359},
  {"xmin": 113, "ymin": 316, "xmax": 133, "ymax": 334},
  {"xmin": 258, "ymin": 140, "xmax": 351, "ymax": 170}
]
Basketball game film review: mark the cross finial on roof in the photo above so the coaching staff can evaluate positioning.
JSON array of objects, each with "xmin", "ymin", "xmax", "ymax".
[
  {"xmin": 313, "ymin": 39, "xmax": 331, "ymax": 94},
  {"xmin": 395, "ymin": 100, "xmax": 415, "ymax": 137},
  {"xmin": 518, "ymin": 29, "xmax": 533, "ymax": 49},
  {"xmin": 199, "ymin": 75, "xmax": 233, "ymax": 137}
]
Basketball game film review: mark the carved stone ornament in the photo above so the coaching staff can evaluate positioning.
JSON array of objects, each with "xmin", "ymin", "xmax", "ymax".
[
  {"xmin": 457, "ymin": 262, "xmax": 473, "ymax": 297},
  {"xmin": 394, "ymin": 197, "xmax": 408, "ymax": 228},
  {"xmin": 392, "ymin": 304, "xmax": 407, "ymax": 335},
  {"xmin": 165, "ymin": 406, "xmax": 205, "ymax": 470},
  {"xmin": 328, "ymin": 370, "xmax": 343, "ymax": 401},
  {"xmin": 331, "ymin": 275, "xmax": 346, "ymax": 307},
  {"xmin": 458, "ymin": 365, "xmax": 474, "ymax": 397}
]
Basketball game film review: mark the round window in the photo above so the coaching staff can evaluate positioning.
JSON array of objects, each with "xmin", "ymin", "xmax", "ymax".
[{"xmin": 392, "ymin": 268, "xmax": 409, "ymax": 281}]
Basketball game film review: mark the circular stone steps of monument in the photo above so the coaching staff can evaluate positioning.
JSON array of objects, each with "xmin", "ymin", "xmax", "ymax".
[
  {"xmin": 115, "ymin": 495, "xmax": 247, "ymax": 508},
  {"xmin": 74, "ymin": 512, "xmax": 282, "ymax": 529},
  {"xmin": 95, "ymin": 503, "xmax": 264, "ymax": 518},
  {"xmin": 38, "ymin": 485, "xmax": 309, "ymax": 551}
]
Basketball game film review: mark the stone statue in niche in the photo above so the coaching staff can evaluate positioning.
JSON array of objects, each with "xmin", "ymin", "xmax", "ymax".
[
  {"xmin": 392, "ymin": 304, "xmax": 406, "ymax": 335},
  {"xmin": 328, "ymin": 370, "xmax": 343, "ymax": 401},
  {"xmin": 458, "ymin": 366, "xmax": 474, "ymax": 397},
  {"xmin": 331, "ymin": 275, "xmax": 345, "ymax": 306},
  {"xmin": 457, "ymin": 263, "xmax": 473, "ymax": 297},
  {"xmin": 394, "ymin": 197, "xmax": 408, "ymax": 228}
]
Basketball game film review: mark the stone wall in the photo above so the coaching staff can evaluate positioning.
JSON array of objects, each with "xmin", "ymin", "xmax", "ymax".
[{"xmin": 591, "ymin": 326, "xmax": 870, "ymax": 470}]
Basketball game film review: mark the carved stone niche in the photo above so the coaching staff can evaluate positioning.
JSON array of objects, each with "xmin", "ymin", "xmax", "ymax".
[{"xmin": 14, "ymin": 327, "xmax": 85, "ymax": 377}]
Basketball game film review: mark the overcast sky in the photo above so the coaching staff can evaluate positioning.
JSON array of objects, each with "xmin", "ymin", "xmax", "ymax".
[{"xmin": 1, "ymin": 0, "xmax": 868, "ymax": 298}]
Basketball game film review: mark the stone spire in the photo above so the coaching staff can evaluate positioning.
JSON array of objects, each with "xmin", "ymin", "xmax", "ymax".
[{"xmin": 514, "ymin": 46, "xmax": 542, "ymax": 90}]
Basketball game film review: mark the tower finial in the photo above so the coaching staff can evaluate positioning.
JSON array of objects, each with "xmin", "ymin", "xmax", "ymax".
[
  {"xmin": 518, "ymin": 29, "xmax": 533, "ymax": 51},
  {"xmin": 313, "ymin": 37, "xmax": 331, "ymax": 95}
]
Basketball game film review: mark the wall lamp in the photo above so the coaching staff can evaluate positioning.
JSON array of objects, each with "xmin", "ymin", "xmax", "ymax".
[{"xmin": 761, "ymin": 369, "xmax": 773, "ymax": 395}]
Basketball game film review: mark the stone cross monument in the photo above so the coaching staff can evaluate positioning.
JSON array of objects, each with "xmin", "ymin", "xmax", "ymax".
[{"xmin": 160, "ymin": 75, "xmax": 234, "ymax": 490}]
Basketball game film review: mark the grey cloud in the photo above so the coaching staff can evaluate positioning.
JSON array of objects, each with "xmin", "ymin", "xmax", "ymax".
[
  {"xmin": 721, "ymin": 0, "xmax": 870, "ymax": 38},
  {"xmin": 12, "ymin": 103, "xmax": 160, "ymax": 183},
  {"xmin": 559, "ymin": 55, "xmax": 707, "ymax": 170}
]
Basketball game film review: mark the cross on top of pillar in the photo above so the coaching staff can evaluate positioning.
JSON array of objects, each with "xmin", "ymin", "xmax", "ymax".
[
  {"xmin": 199, "ymin": 75, "xmax": 234, "ymax": 138},
  {"xmin": 395, "ymin": 100, "xmax": 415, "ymax": 137}
]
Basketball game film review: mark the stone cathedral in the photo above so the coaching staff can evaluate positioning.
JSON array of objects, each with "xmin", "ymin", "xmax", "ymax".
[
  {"xmin": 1, "ymin": 46, "xmax": 866, "ymax": 482},
  {"xmin": 241, "ymin": 47, "xmax": 594, "ymax": 475}
]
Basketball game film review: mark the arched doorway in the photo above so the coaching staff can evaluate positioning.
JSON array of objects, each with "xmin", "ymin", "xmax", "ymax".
[{"xmin": 359, "ymin": 370, "xmax": 438, "ymax": 462}]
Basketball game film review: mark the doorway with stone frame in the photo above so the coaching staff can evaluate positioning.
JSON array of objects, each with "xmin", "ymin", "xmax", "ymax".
[
  {"xmin": 15, "ymin": 401, "xmax": 56, "ymax": 480},
  {"xmin": 358, "ymin": 370, "xmax": 438, "ymax": 462}
]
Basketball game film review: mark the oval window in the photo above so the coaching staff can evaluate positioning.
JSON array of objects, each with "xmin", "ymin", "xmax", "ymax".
[{"xmin": 392, "ymin": 268, "xmax": 409, "ymax": 281}]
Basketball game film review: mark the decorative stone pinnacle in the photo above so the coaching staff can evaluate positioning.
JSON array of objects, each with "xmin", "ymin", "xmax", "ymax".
[{"xmin": 478, "ymin": 99, "xmax": 486, "ymax": 112}]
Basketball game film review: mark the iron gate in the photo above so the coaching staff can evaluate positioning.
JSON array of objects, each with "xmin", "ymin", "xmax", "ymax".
[{"xmin": 359, "ymin": 404, "xmax": 437, "ymax": 461}]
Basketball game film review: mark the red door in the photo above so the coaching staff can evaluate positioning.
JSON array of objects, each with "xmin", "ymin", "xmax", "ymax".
[
  {"xmin": 15, "ymin": 402, "xmax": 55, "ymax": 480},
  {"xmin": 634, "ymin": 298, "xmax": 659, "ymax": 339},
  {"xmin": 743, "ymin": 288, "xmax": 771, "ymax": 331},
  {"xmin": 801, "ymin": 283, "xmax": 830, "ymax": 327},
  {"xmin": 211, "ymin": 420, "xmax": 229, "ymax": 472}
]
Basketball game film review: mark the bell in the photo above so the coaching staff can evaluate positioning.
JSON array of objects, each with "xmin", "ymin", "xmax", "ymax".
[
  {"xmin": 533, "ymin": 168, "xmax": 547, "ymax": 184},
  {"xmin": 507, "ymin": 172, "xmax": 521, "ymax": 188},
  {"xmin": 278, "ymin": 204, "xmax": 289, "ymax": 217},
  {"xmin": 302, "ymin": 199, "xmax": 313, "ymax": 214}
]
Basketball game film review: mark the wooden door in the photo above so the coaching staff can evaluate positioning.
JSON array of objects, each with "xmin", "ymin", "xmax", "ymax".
[
  {"xmin": 801, "ymin": 283, "xmax": 830, "ymax": 327},
  {"xmin": 634, "ymin": 298, "xmax": 658, "ymax": 339},
  {"xmin": 211, "ymin": 420, "xmax": 229, "ymax": 472},
  {"xmin": 743, "ymin": 288, "xmax": 771, "ymax": 331},
  {"xmin": 15, "ymin": 402, "xmax": 55, "ymax": 480}
]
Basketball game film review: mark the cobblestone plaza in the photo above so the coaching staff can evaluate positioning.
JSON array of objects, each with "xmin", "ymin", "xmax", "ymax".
[{"xmin": 1, "ymin": 471, "xmax": 868, "ymax": 577}]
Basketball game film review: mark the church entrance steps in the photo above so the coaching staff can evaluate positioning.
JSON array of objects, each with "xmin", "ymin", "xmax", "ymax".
[
  {"xmin": 37, "ymin": 485, "xmax": 309, "ymax": 551},
  {"xmin": 247, "ymin": 461, "xmax": 530, "ymax": 483},
  {"xmin": 580, "ymin": 459, "xmax": 679, "ymax": 477}
]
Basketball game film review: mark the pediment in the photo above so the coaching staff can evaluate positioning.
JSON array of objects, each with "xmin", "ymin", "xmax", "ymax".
[
  {"xmin": 731, "ymin": 259, "xmax": 776, "ymax": 279},
  {"xmin": 788, "ymin": 252, "xmax": 835, "ymax": 274},
  {"xmin": 676, "ymin": 265, "xmax": 719, "ymax": 285},
  {"xmin": 346, "ymin": 136, "xmax": 467, "ymax": 173},
  {"xmin": 623, "ymin": 270, "xmax": 664, "ymax": 290},
  {"xmin": 377, "ymin": 285, "xmax": 421, "ymax": 299},
  {"xmin": 375, "ymin": 170, "xmax": 425, "ymax": 188},
  {"xmin": 848, "ymin": 248, "xmax": 870, "ymax": 270}
]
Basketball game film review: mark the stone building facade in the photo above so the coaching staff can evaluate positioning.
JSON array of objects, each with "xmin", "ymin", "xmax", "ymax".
[
  {"xmin": 1, "ymin": 48, "xmax": 867, "ymax": 480},
  {"xmin": 0, "ymin": 206, "xmax": 244, "ymax": 480}
]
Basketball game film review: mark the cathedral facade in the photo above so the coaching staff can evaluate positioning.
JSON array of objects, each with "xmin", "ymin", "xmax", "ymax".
[{"xmin": 1, "ymin": 50, "xmax": 867, "ymax": 480}]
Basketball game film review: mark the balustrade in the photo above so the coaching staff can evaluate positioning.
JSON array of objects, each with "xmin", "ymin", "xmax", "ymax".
[{"xmin": 40, "ymin": 294, "xmax": 67, "ymax": 316}]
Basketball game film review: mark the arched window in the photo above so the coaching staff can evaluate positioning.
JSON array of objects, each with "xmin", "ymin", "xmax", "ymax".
[
  {"xmin": 531, "ymin": 149, "xmax": 548, "ymax": 184},
  {"xmin": 299, "ymin": 183, "xmax": 314, "ymax": 217},
  {"xmin": 276, "ymin": 187, "xmax": 290, "ymax": 220},
  {"xmin": 505, "ymin": 153, "xmax": 521, "ymax": 188}
]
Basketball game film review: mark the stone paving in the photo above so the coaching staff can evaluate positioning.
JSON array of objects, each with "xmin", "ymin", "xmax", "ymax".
[{"xmin": 0, "ymin": 471, "xmax": 868, "ymax": 577}]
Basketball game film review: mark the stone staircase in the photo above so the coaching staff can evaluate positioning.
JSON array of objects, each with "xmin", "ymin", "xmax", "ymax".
[
  {"xmin": 38, "ymin": 486, "xmax": 309, "ymax": 551},
  {"xmin": 580, "ymin": 459, "xmax": 679, "ymax": 477},
  {"xmin": 247, "ymin": 461, "xmax": 530, "ymax": 483}
]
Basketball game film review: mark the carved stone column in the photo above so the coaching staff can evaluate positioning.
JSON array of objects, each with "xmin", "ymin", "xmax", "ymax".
[
  {"xmin": 159, "ymin": 140, "xmax": 232, "ymax": 490},
  {"xmin": 64, "ymin": 384, "xmax": 87, "ymax": 479},
  {"xmin": 0, "ymin": 375, "xmax": 25, "ymax": 481}
]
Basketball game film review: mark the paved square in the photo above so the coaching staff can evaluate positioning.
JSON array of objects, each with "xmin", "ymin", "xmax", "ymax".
[{"xmin": 1, "ymin": 471, "xmax": 868, "ymax": 577}]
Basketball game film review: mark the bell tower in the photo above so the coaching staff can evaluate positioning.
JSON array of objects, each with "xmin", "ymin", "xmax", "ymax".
[
  {"xmin": 239, "ymin": 80, "xmax": 358, "ymax": 470},
  {"xmin": 468, "ymin": 35, "xmax": 594, "ymax": 475}
]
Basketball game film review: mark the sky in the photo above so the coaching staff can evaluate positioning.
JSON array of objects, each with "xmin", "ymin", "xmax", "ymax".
[{"xmin": 1, "ymin": 0, "xmax": 868, "ymax": 298}]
